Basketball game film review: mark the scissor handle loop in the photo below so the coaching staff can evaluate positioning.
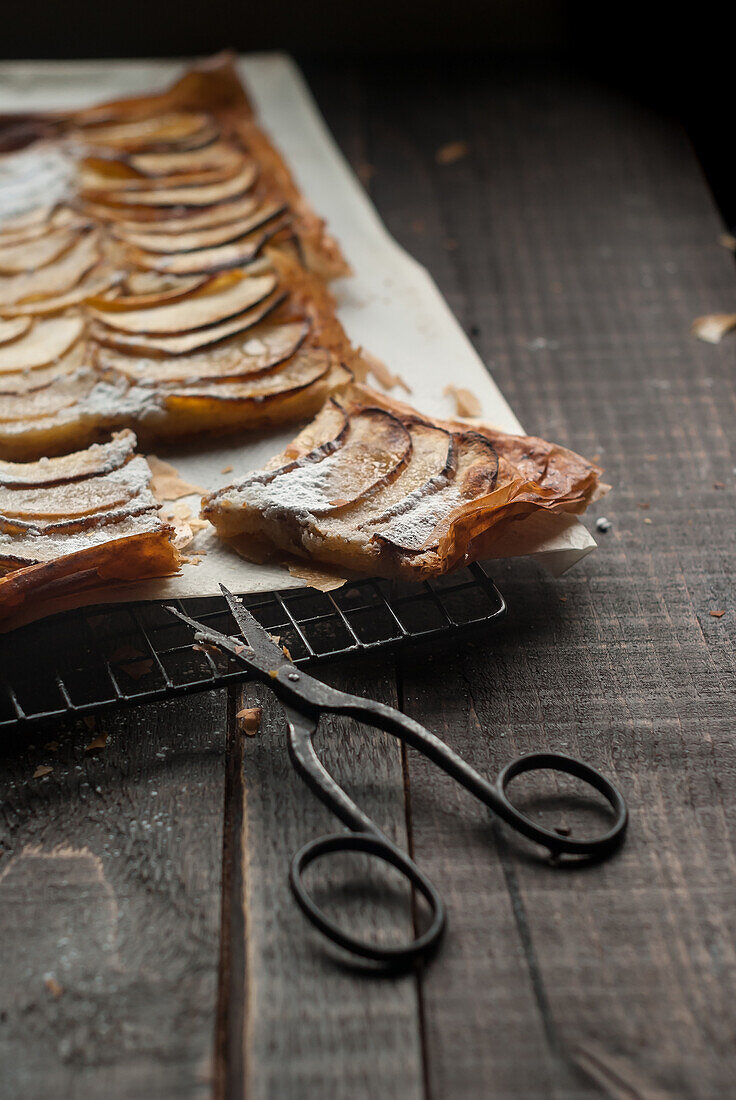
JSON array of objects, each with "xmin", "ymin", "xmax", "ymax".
[
  {"xmin": 495, "ymin": 751, "xmax": 628, "ymax": 857},
  {"xmin": 290, "ymin": 831, "xmax": 446, "ymax": 965}
]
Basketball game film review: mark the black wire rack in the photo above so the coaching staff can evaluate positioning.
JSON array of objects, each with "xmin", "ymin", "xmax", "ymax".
[{"xmin": 0, "ymin": 562, "xmax": 505, "ymax": 732}]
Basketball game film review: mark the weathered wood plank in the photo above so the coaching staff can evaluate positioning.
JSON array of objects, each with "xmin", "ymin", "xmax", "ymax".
[
  {"xmin": 298, "ymin": 60, "xmax": 736, "ymax": 1098},
  {"xmin": 0, "ymin": 691, "xmax": 228, "ymax": 1100},
  {"xmin": 231, "ymin": 661, "xmax": 423, "ymax": 1100}
]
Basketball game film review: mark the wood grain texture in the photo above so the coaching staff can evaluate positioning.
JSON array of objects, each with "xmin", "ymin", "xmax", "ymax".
[
  {"xmin": 301, "ymin": 58, "xmax": 736, "ymax": 1098},
  {"xmin": 231, "ymin": 662, "xmax": 424, "ymax": 1100},
  {"xmin": 0, "ymin": 693, "xmax": 227, "ymax": 1099}
]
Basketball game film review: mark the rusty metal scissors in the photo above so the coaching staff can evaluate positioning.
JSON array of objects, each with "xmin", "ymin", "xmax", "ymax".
[{"xmin": 169, "ymin": 585, "xmax": 628, "ymax": 966}]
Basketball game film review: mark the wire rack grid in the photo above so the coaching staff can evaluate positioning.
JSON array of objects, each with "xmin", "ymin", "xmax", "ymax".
[{"xmin": 0, "ymin": 562, "xmax": 505, "ymax": 732}]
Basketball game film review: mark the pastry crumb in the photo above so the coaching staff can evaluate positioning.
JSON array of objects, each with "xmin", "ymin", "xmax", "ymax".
[
  {"xmin": 85, "ymin": 731, "xmax": 109, "ymax": 752},
  {"xmin": 236, "ymin": 706, "xmax": 262, "ymax": 735},
  {"xmin": 148, "ymin": 455, "xmax": 204, "ymax": 501},
  {"xmin": 444, "ymin": 384, "xmax": 481, "ymax": 418}
]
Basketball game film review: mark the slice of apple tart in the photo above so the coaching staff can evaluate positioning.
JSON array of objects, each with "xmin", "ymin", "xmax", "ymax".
[
  {"xmin": 0, "ymin": 430, "xmax": 180, "ymax": 629},
  {"xmin": 202, "ymin": 385, "xmax": 603, "ymax": 581}
]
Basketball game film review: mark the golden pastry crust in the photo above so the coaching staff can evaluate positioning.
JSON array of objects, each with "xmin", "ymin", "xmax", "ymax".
[
  {"xmin": 0, "ymin": 56, "xmax": 359, "ymax": 461},
  {"xmin": 202, "ymin": 384, "xmax": 603, "ymax": 581},
  {"xmin": 0, "ymin": 430, "xmax": 180, "ymax": 630}
]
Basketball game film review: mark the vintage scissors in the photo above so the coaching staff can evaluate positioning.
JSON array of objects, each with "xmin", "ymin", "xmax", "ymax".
[{"xmin": 169, "ymin": 585, "xmax": 628, "ymax": 966}]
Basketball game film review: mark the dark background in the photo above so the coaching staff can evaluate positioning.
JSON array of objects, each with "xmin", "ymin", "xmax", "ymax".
[{"xmin": 1, "ymin": 1, "xmax": 733, "ymax": 226}]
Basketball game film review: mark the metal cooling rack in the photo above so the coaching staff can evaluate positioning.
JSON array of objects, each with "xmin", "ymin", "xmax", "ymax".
[{"xmin": 0, "ymin": 562, "xmax": 505, "ymax": 732}]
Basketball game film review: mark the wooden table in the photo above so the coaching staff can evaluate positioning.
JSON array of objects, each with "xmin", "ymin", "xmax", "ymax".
[{"xmin": 1, "ymin": 58, "xmax": 734, "ymax": 1099}]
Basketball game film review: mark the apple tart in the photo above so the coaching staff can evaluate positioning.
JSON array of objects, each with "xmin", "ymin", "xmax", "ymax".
[
  {"xmin": 0, "ymin": 55, "xmax": 358, "ymax": 461},
  {"xmin": 0, "ymin": 430, "xmax": 180, "ymax": 628},
  {"xmin": 202, "ymin": 385, "xmax": 603, "ymax": 581}
]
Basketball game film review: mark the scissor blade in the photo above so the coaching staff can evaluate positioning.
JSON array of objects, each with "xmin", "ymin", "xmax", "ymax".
[
  {"xmin": 219, "ymin": 583, "xmax": 292, "ymax": 673},
  {"xmin": 166, "ymin": 606, "xmax": 255, "ymax": 663}
]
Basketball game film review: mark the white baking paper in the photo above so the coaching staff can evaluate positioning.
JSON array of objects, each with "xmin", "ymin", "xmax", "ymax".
[{"xmin": 0, "ymin": 54, "xmax": 596, "ymax": 608}]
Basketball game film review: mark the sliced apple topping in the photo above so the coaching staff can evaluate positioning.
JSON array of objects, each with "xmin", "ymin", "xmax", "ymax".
[
  {"xmin": 0, "ymin": 370, "xmax": 96, "ymax": 423},
  {"xmin": 79, "ymin": 111, "xmax": 215, "ymax": 152},
  {"xmin": 0, "ymin": 344, "xmax": 87, "ymax": 395},
  {"xmin": 0, "ymin": 454, "xmax": 153, "ymax": 520},
  {"xmin": 0, "ymin": 317, "xmax": 32, "ymax": 346},
  {"xmin": 0, "ymin": 429, "xmax": 136, "ymax": 486},
  {"xmin": 83, "ymin": 160, "xmax": 257, "ymax": 208},
  {"xmin": 0, "ymin": 226, "xmax": 80, "ymax": 275},
  {"xmin": 164, "ymin": 346, "xmax": 333, "ymax": 402},
  {"xmin": 374, "ymin": 431, "xmax": 498, "ymax": 553},
  {"xmin": 221, "ymin": 407, "xmax": 411, "ymax": 519},
  {"xmin": 88, "ymin": 270, "xmax": 277, "ymax": 334},
  {"xmin": 120, "ymin": 217, "xmax": 289, "ymax": 275},
  {"xmin": 281, "ymin": 400, "xmax": 349, "ymax": 461},
  {"xmin": 0, "ymin": 230, "xmax": 100, "ymax": 308},
  {"xmin": 339, "ymin": 421, "xmax": 454, "ymax": 531},
  {"xmin": 97, "ymin": 320, "xmax": 308, "ymax": 384},
  {"xmin": 1, "ymin": 265, "xmax": 123, "ymax": 316},
  {"xmin": 87, "ymin": 272, "xmax": 210, "ymax": 312},
  {"xmin": 0, "ymin": 204, "xmax": 54, "ymax": 234},
  {"xmin": 89, "ymin": 288, "xmax": 285, "ymax": 356},
  {"xmin": 129, "ymin": 140, "xmax": 244, "ymax": 178},
  {"xmin": 0, "ymin": 316, "xmax": 84, "ymax": 373},
  {"xmin": 112, "ymin": 201, "xmax": 286, "ymax": 253},
  {"xmin": 0, "ymin": 57, "xmax": 356, "ymax": 465},
  {"xmin": 80, "ymin": 158, "xmax": 240, "ymax": 194},
  {"xmin": 92, "ymin": 192, "xmax": 262, "ymax": 233}
]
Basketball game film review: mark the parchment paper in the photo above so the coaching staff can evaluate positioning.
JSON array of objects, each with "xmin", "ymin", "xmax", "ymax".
[{"xmin": 0, "ymin": 54, "xmax": 597, "ymax": 606}]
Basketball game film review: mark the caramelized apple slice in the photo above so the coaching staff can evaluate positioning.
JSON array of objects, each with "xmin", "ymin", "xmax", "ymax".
[
  {"xmin": 0, "ymin": 429, "xmax": 136, "ymax": 486},
  {"xmin": 80, "ymin": 159, "xmax": 240, "ymax": 193},
  {"xmin": 0, "ymin": 317, "xmax": 32, "ymax": 346},
  {"xmin": 0, "ymin": 317, "xmax": 84, "ymax": 374},
  {"xmin": 114, "ymin": 201, "xmax": 286, "ymax": 253},
  {"xmin": 280, "ymin": 400, "xmax": 349, "ymax": 461},
  {"xmin": 228, "ymin": 407, "xmax": 411, "ymax": 518},
  {"xmin": 130, "ymin": 140, "xmax": 243, "ymax": 178},
  {"xmin": 0, "ymin": 231, "xmax": 100, "ymax": 307},
  {"xmin": 0, "ymin": 204, "xmax": 53, "ymax": 235},
  {"xmin": 374, "ymin": 431, "xmax": 499, "ymax": 553},
  {"xmin": 166, "ymin": 346, "xmax": 331, "ymax": 398},
  {"xmin": 87, "ymin": 272, "xmax": 209, "ymax": 311},
  {"xmin": 0, "ymin": 454, "xmax": 153, "ymax": 520},
  {"xmin": 0, "ymin": 227, "xmax": 79, "ymax": 275},
  {"xmin": 80, "ymin": 111, "xmax": 214, "ymax": 152},
  {"xmin": 121, "ymin": 217, "xmax": 289, "ymax": 275},
  {"xmin": 88, "ymin": 192, "xmax": 261, "ymax": 232},
  {"xmin": 87, "ymin": 271, "xmax": 276, "ymax": 334},
  {"xmin": 83, "ymin": 160, "xmax": 257, "ymax": 207},
  {"xmin": 347, "ymin": 421, "xmax": 455, "ymax": 528},
  {"xmin": 0, "ymin": 207, "xmax": 90, "ymax": 247},
  {"xmin": 90, "ymin": 288, "xmax": 285, "ymax": 355},
  {"xmin": 0, "ymin": 343, "xmax": 86, "ymax": 395},
  {"xmin": 0, "ymin": 371, "xmax": 96, "ymax": 423},
  {"xmin": 3, "ymin": 265, "xmax": 123, "ymax": 317},
  {"xmin": 97, "ymin": 320, "xmax": 308, "ymax": 383}
]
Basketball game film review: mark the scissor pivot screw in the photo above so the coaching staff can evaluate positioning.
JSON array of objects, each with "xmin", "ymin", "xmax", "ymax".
[{"xmin": 288, "ymin": 672, "xmax": 300, "ymax": 681}]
